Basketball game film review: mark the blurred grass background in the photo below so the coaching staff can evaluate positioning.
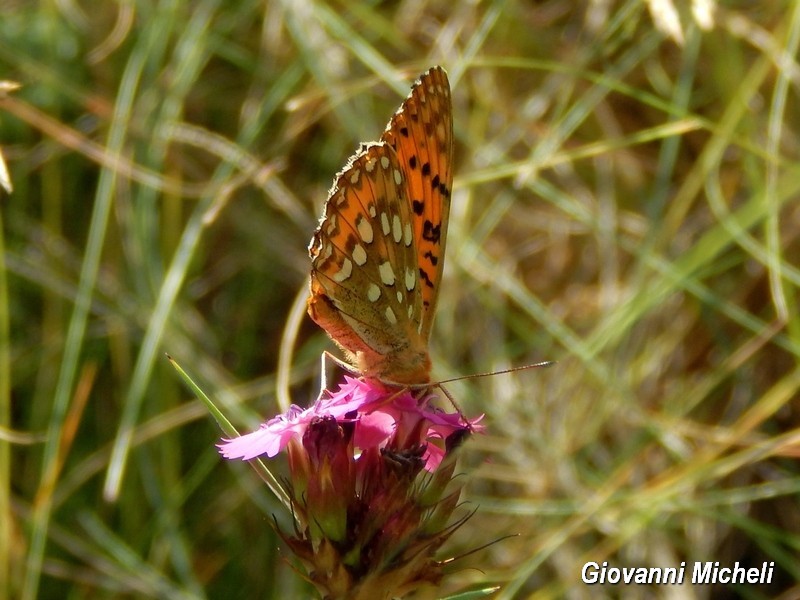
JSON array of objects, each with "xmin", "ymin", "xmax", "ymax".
[{"xmin": 2, "ymin": 1, "xmax": 800, "ymax": 598}]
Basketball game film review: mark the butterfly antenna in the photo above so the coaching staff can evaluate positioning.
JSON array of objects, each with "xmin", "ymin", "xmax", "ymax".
[
  {"xmin": 432, "ymin": 360, "xmax": 555, "ymax": 386},
  {"xmin": 426, "ymin": 362, "xmax": 553, "ymax": 429},
  {"xmin": 435, "ymin": 382, "xmax": 465, "ymax": 418}
]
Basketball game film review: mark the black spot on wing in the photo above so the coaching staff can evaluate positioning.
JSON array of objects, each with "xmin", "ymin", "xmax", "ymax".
[
  {"xmin": 422, "ymin": 219, "xmax": 441, "ymax": 243},
  {"xmin": 423, "ymin": 250, "xmax": 438, "ymax": 266},
  {"xmin": 419, "ymin": 267, "xmax": 434, "ymax": 288}
]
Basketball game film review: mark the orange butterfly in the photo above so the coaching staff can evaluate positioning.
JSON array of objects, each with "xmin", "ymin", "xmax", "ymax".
[{"xmin": 308, "ymin": 67, "xmax": 453, "ymax": 386}]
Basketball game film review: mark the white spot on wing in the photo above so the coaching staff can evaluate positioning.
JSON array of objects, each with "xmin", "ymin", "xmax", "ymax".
[
  {"xmin": 324, "ymin": 213, "xmax": 338, "ymax": 236},
  {"xmin": 367, "ymin": 284, "xmax": 381, "ymax": 302},
  {"xmin": 378, "ymin": 261, "xmax": 395, "ymax": 286},
  {"xmin": 356, "ymin": 216, "xmax": 374, "ymax": 244},
  {"xmin": 318, "ymin": 242, "xmax": 333, "ymax": 263},
  {"xmin": 405, "ymin": 267, "xmax": 416, "ymax": 291},
  {"xmin": 352, "ymin": 244, "xmax": 367, "ymax": 266},
  {"xmin": 332, "ymin": 258, "xmax": 352, "ymax": 283},
  {"xmin": 385, "ymin": 306, "xmax": 397, "ymax": 325},
  {"xmin": 392, "ymin": 215, "xmax": 402, "ymax": 243},
  {"xmin": 381, "ymin": 212, "xmax": 390, "ymax": 236}
]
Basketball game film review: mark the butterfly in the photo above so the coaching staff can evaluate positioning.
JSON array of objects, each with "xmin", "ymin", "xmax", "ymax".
[{"xmin": 307, "ymin": 66, "xmax": 453, "ymax": 386}]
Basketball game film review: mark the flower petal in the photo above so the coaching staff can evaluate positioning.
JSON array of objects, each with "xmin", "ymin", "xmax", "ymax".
[{"xmin": 355, "ymin": 410, "xmax": 396, "ymax": 447}]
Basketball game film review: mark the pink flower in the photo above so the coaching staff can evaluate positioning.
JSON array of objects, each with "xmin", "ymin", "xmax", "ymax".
[
  {"xmin": 218, "ymin": 374, "xmax": 486, "ymax": 598},
  {"xmin": 218, "ymin": 376, "xmax": 481, "ymax": 471}
]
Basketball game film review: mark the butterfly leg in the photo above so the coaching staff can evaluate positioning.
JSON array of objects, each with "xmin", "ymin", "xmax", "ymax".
[
  {"xmin": 433, "ymin": 383, "xmax": 475, "ymax": 431},
  {"xmin": 316, "ymin": 351, "xmax": 362, "ymax": 399}
]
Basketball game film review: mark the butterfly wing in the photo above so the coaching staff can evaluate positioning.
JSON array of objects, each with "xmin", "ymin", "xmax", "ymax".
[
  {"xmin": 308, "ymin": 66, "xmax": 453, "ymax": 385},
  {"xmin": 308, "ymin": 142, "xmax": 430, "ymax": 384},
  {"xmin": 381, "ymin": 66, "xmax": 453, "ymax": 341}
]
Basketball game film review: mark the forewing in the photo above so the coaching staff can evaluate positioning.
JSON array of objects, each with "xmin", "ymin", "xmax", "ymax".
[{"xmin": 381, "ymin": 66, "xmax": 453, "ymax": 341}]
